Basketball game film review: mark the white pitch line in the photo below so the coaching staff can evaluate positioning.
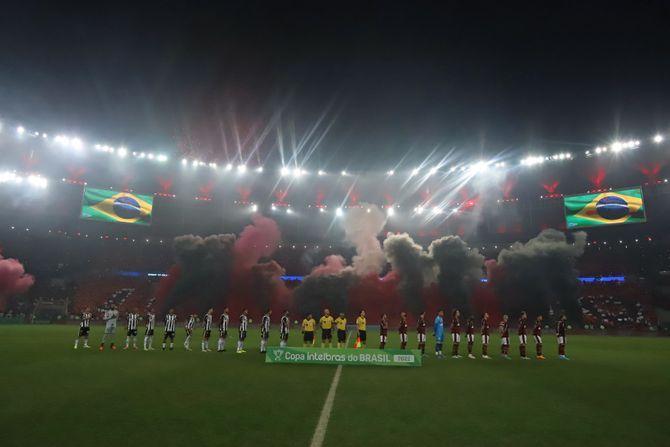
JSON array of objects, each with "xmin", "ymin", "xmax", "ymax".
[{"xmin": 309, "ymin": 331, "xmax": 352, "ymax": 447}]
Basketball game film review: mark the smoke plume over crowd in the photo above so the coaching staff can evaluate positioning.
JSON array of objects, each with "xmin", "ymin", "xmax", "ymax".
[
  {"xmin": 157, "ymin": 204, "xmax": 586, "ymax": 323},
  {"xmin": 0, "ymin": 250, "xmax": 34, "ymax": 312},
  {"xmin": 486, "ymin": 229, "xmax": 587, "ymax": 320}
]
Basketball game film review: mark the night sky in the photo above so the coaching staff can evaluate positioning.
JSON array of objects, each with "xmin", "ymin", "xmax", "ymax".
[{"xmin": 1, "ymin": 1, "xmax": 670, "ymax": 169}]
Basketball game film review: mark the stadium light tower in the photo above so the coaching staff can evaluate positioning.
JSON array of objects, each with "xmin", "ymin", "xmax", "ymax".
[{"xmin": 653, "ymin": 134, "xmax": 664, "ymax": 143}]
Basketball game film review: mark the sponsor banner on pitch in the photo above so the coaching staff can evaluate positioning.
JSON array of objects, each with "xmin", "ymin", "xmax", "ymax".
[{"xmin": 265, "ymin": 347, "xmax": 422, "ymax": 367}]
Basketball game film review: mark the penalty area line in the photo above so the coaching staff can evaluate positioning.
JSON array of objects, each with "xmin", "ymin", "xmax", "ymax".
[{"xmin": 309, "ymin": 330, "xmax": 352, "ymax": 447}]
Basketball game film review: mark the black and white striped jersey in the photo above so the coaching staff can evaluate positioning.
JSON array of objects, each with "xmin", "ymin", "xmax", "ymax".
[
  {"xmin": 80, "ymin": 312, "xmax": 92, "ymax": 328},
  {"xmin": 127, "ymin": 313, "xmax": 139, "ymax": 330},
  {"xmin": 186, "ymin": 316, "xmax": 195, "ymax": 330},
  {"xmin": 165, "ymin": 314, "xmax": 177, "ymax": 332},
  {"xmin": 146, "ymin": 313, "xmax": 155, "ymax": 330},
  {"xmin": 280, "ymin": 316, "xmax": 289, "ymax": 335},
  {"xmin": 261, "ymin": 314, "xmax": 271, "ymax": 334},
  {"xmin": 239, "ymin": 314, "xmax": 248, "ymax": 332},
  {"xmin": 219, "ymin": 313, "xmax": 229, "ymax": 332},
  {"xmin": 203, "ymin": 314, "xmax": 212, "ymax": 331}
]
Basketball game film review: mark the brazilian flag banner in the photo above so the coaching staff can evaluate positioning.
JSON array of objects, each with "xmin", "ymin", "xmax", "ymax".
[
  {"xmin": 81, "ymin": 187, "xmax": 153, "ymax": 226},
  {"xmin": 564, "ymin": 187, "xmax": 646, "ymax": 229}
]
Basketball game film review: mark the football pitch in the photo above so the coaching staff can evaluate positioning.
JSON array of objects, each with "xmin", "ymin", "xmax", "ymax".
[{"xmin": 1, "ymin": 325, "xmax": 668, "ymax": 447}]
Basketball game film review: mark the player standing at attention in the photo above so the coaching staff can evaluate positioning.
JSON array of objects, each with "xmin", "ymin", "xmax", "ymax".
[
  {"xmin": 143, "ymin": 309, "xmax": 156, "ymax": 350},
  {"xmin": 123, "ymin": 309, "xmax": 140, "ymax": 350},
  {"xmin": 279, "ymin": 310, "xmax": 290, "ymax": 347},
  {"xmin": 202, "ymin": 308, "xmax": 214, "ymax": 352},
  {"xmin": 217, "ymin": 308, "xmax": 229, "ymax": 352},
  {"xmin": 466, "ymin": 316, "xmax": 476, "ymax": 359},
  {"xmin": 417, "ymin": 311, "xmax": 427, "ymax": 356},
  {"xmin": 74, "ymin": 307, "xmax": 92, "ymax": 349},
  {"xmin": 451, "ymin": 309, "xmax": 461, "ymax": 358},
  {"xmin": 99, "ymin": 304, "xmax": 119, "ymax": 351},
  {"xmin": 379, "ymin": 313, "xmax": 389, "ymax": 349},
  {"xmin": 335, "ymin": 312, "xmax": 347, "ymax": 348},
  {"xmin": 184, "ymin": 313, "xmax": 196, "ymax": 351},
  {"xmin": 518, "ymin": 311, "xmax": 530, "ymax": 359},
  {"xmin": 237, "ymin": 309, "xmax": 249, "ymax": 354},
  {"xmin": 499, "ymin": 314, "xmax": 511, "ymax": 359},
  {"xmin": 302, "ymin": 313, "xmax": 316, "ymax": 346},
  {"xmin": 399, "ymin": 312, "xmax": 408, "ymax": 350},
  {"xmin": 163, "ymin": 309, "xmax": 177, "ymax": 351},
  {"xmin": 356, "ymin": 310, "xmax": 367, "ymax": 348},
  {"xmin": 534, "ymin": 315, "xmax": 545, "ymax": 360},
  {"xmin": 319, "ymin": 309, "xmax": 334, "ymax": 348},
  {"xmin": 481, "ymin": 312, "xmax": 491, "ymax": 359},
  {"xmin": 557, "ymin": 314, "xmax": 569, "ymax": 360},
  {"xmin": 260, "ymin": 309, "xmax": 271, "ymax": 353},
  {"xmin": 434, "ymin": 310, "xmax": 445, "ymax": 358}
]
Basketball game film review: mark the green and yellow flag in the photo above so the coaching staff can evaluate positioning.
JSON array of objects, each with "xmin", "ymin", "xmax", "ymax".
[
  {"xmin": 564, "ymin": 187, "xmax": 646, "ymax": 229},
  {"xmin": 81, "ymin": 187, "xmax": 153, "ymax": 226}
]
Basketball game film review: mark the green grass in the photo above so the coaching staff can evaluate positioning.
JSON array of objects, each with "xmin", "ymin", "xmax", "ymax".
[{"xmin": 1, "ymin": 325, "xmax": 668, "ymax": 447}]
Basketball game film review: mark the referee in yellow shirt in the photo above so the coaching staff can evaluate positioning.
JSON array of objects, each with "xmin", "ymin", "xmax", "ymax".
[
  {"xmin": 356, "ymin": 310, "xmax": 367, "ymax": 348},
  {"xmin": 335, "ymin": 312, "xmax": 347, "ymax": 348},
  {"xmin": 302, "ymin": 313, "xmax": 316, "ymax": 347},
  {"xmin": 319, "ymin": 308, "xmax": 334, "ymax": 348}
]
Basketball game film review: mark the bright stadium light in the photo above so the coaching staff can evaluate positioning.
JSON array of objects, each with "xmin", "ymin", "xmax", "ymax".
[
  {"xmin": 238, "ymin": 165, "xmax": 247, "ymax": 174},
  {"xmin": 293, "ymin": 168, "xmax": 303, "ymax": 177},
  {"xmin": 428, "ymin": 167, "xmax": 438, "ymax": 176},
  {"xmin": 319, "ymin": 207, "xmax": 325, "ymax": 213},
  {"xmin": 286, "ymin": 208, "xmax": 293, "ymax": 214},
  {"xmin": 411, "ymin": 168, "xmax": 419, "ymax": 177},
  {"xmin": 653, "ymin": 134, "xmax": 664, "ymax": 143},
  {"xmin": 192, "ymin": 160, "xmax": 199, "ymax": 167},
  {"xmin": 117, "ymin": 147, "xmax": 128, "ymax": 158},
  {"xmin": 156, "ymin": 154, "xmax": 168, "ymax": 162},
  {"xmin": 251, "ymin": 204, "xmax": 258, "ymax": 212},
  {"xmin": 387, "ymin": 170, "xmax": 395, "ymax": 176},
  {"xmin": 386, "ymin": 207, "xmax": 394, "ymax": 216},
  {"xmin": 147, "ymin": 153, "xmax": 155, "ymax": 160},
  {"xmin": 256, "ymin": 166, "xmax": 263, "ymax": 173},
  {"xmin": 16, "ymin": 126, "xmax": 25, "ymax": 135},
  {"xmin": 27, "ymin": 175, "xmax": 47, "ymax": 189},
  {"xmin": 182, "ymin": 158, "xmax": 188, "ymax": 165},
  {"xmin": 225, "ymin": 163, "xmax": 233, "ymax": 171},
  {"xmin": 341, "ymin": 170, "xmax": 347, "ymax": 176},
  {"xmin": 335, "ymin": 207, "xmax": 343, "ymax": 216},
  {"xmin": 318, "ymin": 169, "xmax": 325, "ymax": 176},
  {"xmin": 432, "ymin": 206, "xmax": 443, "ymax": 214},
  {"xmin": 280, "ymin": 167, "xmax": 290, "ymax": 176},
  {"xmin": 415, "ymin": 206, "xmax": 424, "ymax": 215},
  {"xmin": 271, "ymin": 205, "xmax": 277, "ymax": 211}
]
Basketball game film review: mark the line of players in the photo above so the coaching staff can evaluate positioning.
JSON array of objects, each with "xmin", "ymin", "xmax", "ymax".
[{"xmin": 73, "ymin": 305, "xmax": 570, "ymax": 360}]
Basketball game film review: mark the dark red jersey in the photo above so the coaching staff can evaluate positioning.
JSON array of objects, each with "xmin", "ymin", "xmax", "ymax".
[
  {"xmin": 481, "ymin": 318, "xmax": 490, "ymax": 335},
  {"xmin": 518, "ymin": 318, "xmax": 528, "ymax": 335},
  {"xmin": 451, "ymin": 317, "xmax": 461, "ymax": 334},
  {"xmin": 466, "ymin": 319, "xmax": 475, "ymax": 335},
  {"xmin": 417, "ymin": 317, "xmax": 426, "ymax": 334},
  {"xmin": 533, "ymin": 320, "xmax": 542, "ymax": 336},
  {"xmin": 556, "ymin": 320, "xmax": 566, "ymax": 337},
  {"xmin": 499, "ymin": 320, "xmax": 509, "ymax": 337},
  {"xmin": 399, "ymin": 318, "xmax": 408, "ymax": 334},
  {"xmin": 380, "ymin": 318, "xmax": 389, "ymax": 336}
]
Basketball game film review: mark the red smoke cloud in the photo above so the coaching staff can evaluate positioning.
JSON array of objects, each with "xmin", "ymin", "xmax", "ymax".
[
  {"xmin": 0, "ymin": 251, "xmax": 35, "ymax": 311},
  {"xmin": 310, "ymin": 255, "xmax": 347, "ymax": 276},
  {"xmin": 234, "ymin": 214, "xmax": 282, "ymax": 268}
]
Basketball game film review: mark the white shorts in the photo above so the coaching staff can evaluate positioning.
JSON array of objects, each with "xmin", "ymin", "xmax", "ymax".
[
  {"xmin": 466, "ymin": 333, "xmax": 475, "ymax": 343},
  {"xmin": 451, "ymin": 333, "xmax": 460, "ymax": 343},
  {"xmin": 482, "ymin": 335, "xmax": 490, "ymax": 345},
  {"xmin": 105, "ymin": 324, "xmax": 117, "ymax": 335},
  {"xmin": 534, "ymin": 335, "xmax": 542, "ymax": 344},
  {"xmin": 418, "ymin": 333, "xmax": 426, "ymax": 343},
  {"xmin": 501, "ymin": 336, "xmax": 509, "ymax": 346},
  {"xmin": 519, "ymin": 335, "xmax": 527, "ymax": 345},
  {"xmin": 399, "ymin": 333, "xmax": 408, "ymax": 343},
  {"xmin": 557, "ymin": 336, "xmax": 566, "ymax": 345},
  {"xmin": 380, "ymin": 335, "xmax": 387, "ymax": 343}
]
